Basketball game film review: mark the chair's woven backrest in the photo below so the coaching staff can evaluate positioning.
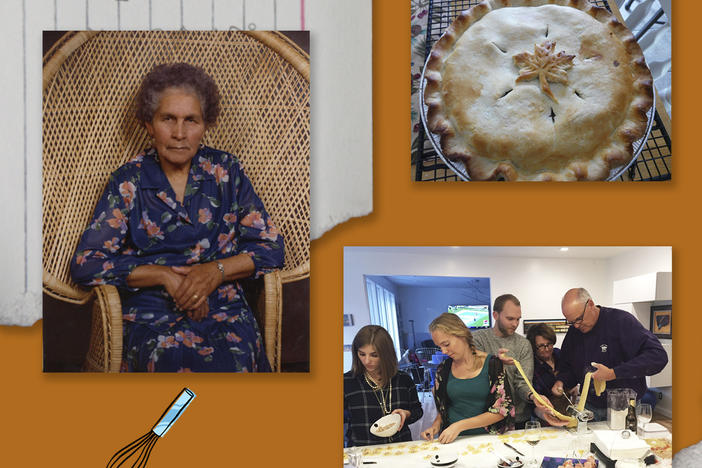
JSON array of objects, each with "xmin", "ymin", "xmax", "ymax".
[{"xmin": 43, "ymin": 31, "xmax": 310, "ymax": 303}]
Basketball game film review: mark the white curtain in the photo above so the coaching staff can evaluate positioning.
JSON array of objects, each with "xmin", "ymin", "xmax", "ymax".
[{"xmin": 365, "ymin": 277, "xmax": 401, "ymax": 359}]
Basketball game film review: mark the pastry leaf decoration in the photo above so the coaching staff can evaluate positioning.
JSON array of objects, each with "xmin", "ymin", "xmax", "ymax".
[{"xmin": 513, "ymin": 40, "xmax": 575, "ymax": 102}]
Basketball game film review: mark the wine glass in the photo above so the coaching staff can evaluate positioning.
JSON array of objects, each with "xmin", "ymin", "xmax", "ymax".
[
  {"xmin": 524, "ymin": 421, "xmax": 541, "ymax": 467},
  {"xmin": 347, "ymin": 446, "xmax": 363, "ymax": 468},
  {"xmin": 636, "ymin": 403, "xmax": 652, "ymax": 432}
]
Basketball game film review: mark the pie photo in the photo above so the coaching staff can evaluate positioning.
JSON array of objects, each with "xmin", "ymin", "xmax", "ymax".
[{"xmin": 422, "ymin": 0, "xmax": 654, "ymax": 181}]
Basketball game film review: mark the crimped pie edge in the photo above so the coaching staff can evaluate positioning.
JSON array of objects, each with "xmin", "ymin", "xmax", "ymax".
[{"xmin": 423, "ymin": 0, "xmax": 654, "ymax": 181}]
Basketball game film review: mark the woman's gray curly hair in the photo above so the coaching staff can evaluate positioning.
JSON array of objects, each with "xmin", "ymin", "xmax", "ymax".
[{"xmin": 135, "ymin": 62, "xmax": 221, "ymax": 126}]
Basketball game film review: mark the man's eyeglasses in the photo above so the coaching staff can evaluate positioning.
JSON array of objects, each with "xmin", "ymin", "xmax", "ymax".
[
  {"xmin": 566, "ymin": 300, "xmax": 589, "ymax": 326},
  {"xmin": 535, "ymin": 343, "xmax": 554, "ymax": 350}
]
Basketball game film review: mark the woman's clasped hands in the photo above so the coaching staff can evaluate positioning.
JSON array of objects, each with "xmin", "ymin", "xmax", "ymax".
[{"xmin": 163, "ymin": 262, "xmax": 223, "ymax": 321}]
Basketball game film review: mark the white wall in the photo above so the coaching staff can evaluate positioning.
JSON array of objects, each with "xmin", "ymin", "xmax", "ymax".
[
  {"xmin": 608, "ymin": 246, "xmax": 672, "ymax": 417},
  {"xmin": 608, "ymin": 246, "xmax": 672, "ymax": 282},
  {"xmin": 344, "ymin": 247, "xmax": 615, "ymax": 371}
]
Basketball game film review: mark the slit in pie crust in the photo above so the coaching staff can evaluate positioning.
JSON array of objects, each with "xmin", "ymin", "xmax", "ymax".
[{"xmin": 423, "ymin": 0, "xmax": 654, "ymax": 181}]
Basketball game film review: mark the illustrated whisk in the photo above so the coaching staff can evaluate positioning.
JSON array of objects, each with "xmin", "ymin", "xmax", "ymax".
[{"xmin": 107, "ymin": 388, "xmax": 196, "ymax": 468}]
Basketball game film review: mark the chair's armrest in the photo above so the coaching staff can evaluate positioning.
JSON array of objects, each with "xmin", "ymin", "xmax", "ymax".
[
  {"xmin": 84, "ymin": 284, "xmax": 123, "ymax": 373},
  {"xmin": 280, "ymin": 261, "xmax": 310, "ymax": 284},
  {"xmin": 263, "ymin": 271, "xmax": 283, "ymax": 371}
]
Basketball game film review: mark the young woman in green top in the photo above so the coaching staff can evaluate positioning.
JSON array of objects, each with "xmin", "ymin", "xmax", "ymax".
[{"xmin": 421, "ymin": 313, "xmax": 515, "ymax": 444}]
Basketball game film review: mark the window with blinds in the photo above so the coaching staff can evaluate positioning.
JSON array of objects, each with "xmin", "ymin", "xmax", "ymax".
[{"xmin": 364, "ymin": 277, "xmax": 401, "ymax": 358}]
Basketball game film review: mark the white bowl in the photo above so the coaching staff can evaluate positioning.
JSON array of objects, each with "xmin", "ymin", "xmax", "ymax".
[
  {"xmin": 429, "ymin": 452, "xmax": 458, "ymax": 467},
  {"xmin": 369, "ymin": 413, "xmax": 401, "ymax": 437}
]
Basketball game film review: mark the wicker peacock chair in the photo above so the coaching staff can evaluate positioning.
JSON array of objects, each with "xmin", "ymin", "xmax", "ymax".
[{"xmin": 42, "ymin": 31, "xmax": 310, "ymax": 372}]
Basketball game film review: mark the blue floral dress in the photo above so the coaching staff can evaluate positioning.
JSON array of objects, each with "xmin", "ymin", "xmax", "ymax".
[{"xmin": 70, "ymin": 145, "xmax": 284, "ymax": 372}]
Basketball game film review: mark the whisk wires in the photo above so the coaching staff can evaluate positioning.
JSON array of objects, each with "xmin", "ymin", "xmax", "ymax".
[
  {"xmin": 105, "ymin": 388, "xmax": 195, "ymax": 468},
  {"xmin": 106, "ymin": 430, "xmax": 159, "ymax": 468}
]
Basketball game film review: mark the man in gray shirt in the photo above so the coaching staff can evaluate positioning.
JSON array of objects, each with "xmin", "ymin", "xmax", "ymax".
[{"xmin": 473, "ymin": 294, "xmax": 554, "ymax": 428}]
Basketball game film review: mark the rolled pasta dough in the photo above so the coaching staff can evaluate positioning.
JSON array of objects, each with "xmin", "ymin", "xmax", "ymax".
[
  {"xmin": 503, "ymin": 352, "xmax": 577, "ymax": 427},
  {"xmin": 577, "ymin": 372, "xmax": 606, "ymax": 412}
]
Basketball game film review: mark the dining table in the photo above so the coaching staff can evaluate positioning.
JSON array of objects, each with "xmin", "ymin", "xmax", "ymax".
[{"xmin": 344, "ymin": 422, "xmax": 672, "ymax": 468}]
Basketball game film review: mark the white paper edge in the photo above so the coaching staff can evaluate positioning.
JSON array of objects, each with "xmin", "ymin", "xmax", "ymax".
[{"xmin": 0, "ymin": 0, "xmax": 374, "ymax": 326}]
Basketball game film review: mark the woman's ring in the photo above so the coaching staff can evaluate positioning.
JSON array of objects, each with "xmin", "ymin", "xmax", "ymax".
[{"xmin": 192, "ymin": 294, "xmax": 199, "ymax": 300}]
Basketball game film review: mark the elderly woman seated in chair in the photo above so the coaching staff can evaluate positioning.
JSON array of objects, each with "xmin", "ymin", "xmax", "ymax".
[{"xmin": 71, "ymin": 63, "xmax": 284, "ymax": 372}]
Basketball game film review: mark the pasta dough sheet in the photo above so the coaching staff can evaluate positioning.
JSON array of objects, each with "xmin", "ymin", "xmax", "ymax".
[
  {"xmin": 506, "ymin": 354, "xmax": 607, "ymax": 427},
  {"xmin": 508, "ymin": 354, "xmax": 576, "ymax": 427},
  {"xmin": 577, "ymin": 372, "xmax": 606, "ymax": 412}
]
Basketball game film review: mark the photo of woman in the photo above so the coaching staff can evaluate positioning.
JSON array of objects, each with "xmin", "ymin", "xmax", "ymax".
[
  {"xmin": 70, "ymin": 63, "xmax": 283, "ymax": 372},
  {"xmin": 42, "ymin": 30, "xmax": 310, "ymax": 373}
]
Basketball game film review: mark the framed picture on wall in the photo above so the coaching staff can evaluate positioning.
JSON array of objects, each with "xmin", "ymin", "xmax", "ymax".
[
  {"xmin": 650, "ymin": 305, "xmax": 672, "ymax": 339},
  {"xmin": 523, "ymin": 319, "xmax": 569, "ymax": 334}
]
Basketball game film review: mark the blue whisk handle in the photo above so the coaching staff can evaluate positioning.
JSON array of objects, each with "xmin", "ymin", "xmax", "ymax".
[{"xmin": 152, "ymin": 388, "xmax": 196, "ymax": 437}]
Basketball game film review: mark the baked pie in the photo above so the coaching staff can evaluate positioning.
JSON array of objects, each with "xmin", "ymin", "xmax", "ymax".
[{"xmin": 423, "ymin": 0, "xmax": 654, "ymax": 181}]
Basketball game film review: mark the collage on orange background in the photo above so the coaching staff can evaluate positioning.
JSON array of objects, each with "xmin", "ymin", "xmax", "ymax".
[{"xmin": 1, "ymin": 0, "xmax": 698, "ymax": 467}]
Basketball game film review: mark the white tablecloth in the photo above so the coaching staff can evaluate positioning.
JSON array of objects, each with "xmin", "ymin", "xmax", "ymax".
[{"xmin": 346, "ymin": 423, "xmax": 672, "ymax": 468}]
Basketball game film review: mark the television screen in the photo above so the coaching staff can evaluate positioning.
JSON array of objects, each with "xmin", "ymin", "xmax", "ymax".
[{"xmin": 448, "ymin": 305, "xmax": 491, "ymax": 329}]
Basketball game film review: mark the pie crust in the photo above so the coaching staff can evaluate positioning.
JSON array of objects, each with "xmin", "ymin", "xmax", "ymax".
[{"xmin": 423, "ymin": 0, "xmax": 654, "ymax": 181}]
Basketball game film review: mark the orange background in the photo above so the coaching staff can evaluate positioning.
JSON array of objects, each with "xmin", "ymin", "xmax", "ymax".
[{"xmin": 0, "ymin": 1, "xmax": 693, "ymax": 465}]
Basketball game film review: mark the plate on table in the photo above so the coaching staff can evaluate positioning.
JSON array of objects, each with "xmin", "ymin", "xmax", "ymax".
[
  {"xmin": 370, "ymin": 413, "xmax": 401, "ymax": 437},
  {"xmin": 429, "ymin": 451, "xmax": 458, "ymax": 467},
  {"xmin": 540, "ymin": 456, "xmax": 598, "ymax": 467}
]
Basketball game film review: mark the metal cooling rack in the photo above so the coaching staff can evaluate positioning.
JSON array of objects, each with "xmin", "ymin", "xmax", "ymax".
[{"xmin": 413, "ymin": 0, "xmax": 672, "ymax": 181}]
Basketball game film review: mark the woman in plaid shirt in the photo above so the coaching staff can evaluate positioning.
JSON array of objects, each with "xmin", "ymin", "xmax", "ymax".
[{"xmin": 344, "ymin": 325, "xmax": 423, "ymax": 446}]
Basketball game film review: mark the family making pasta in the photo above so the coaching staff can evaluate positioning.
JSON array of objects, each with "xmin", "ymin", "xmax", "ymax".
[{"xmin": 343, "ymin": 288, "xmax": 668, "ymax": 446}]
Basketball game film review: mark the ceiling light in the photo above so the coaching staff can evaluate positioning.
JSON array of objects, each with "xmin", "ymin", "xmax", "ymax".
[{"xmin": 560, "ymin": 247, "xmax": 569, "ymax": 252}]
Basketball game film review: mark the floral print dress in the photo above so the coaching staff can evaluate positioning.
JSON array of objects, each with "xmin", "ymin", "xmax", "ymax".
[{"xmin": 71, "ymin": 145, "xmax": 284, "ymax": 372}]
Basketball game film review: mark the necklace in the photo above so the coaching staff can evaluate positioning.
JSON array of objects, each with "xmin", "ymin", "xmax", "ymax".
[{"xmin": 364, "ymin": 372, "xmax": 392, "ymax": 415}]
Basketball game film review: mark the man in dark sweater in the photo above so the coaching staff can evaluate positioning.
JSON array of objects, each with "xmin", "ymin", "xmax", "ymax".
[{"xmin": 552, "ymin": 288, "xmax": 668, "ymax": 421}]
